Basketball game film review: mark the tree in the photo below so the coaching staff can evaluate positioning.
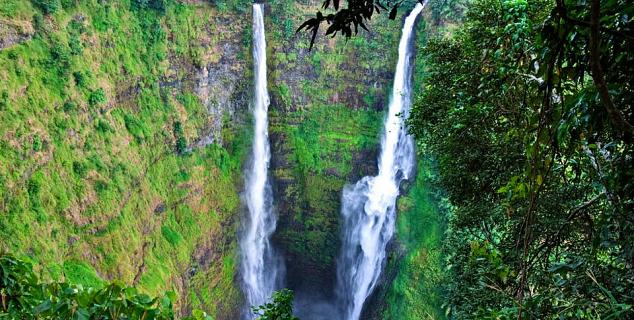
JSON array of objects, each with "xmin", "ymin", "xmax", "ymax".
[
  {"xmin": 407, "ymin": 0, "xmax": 633, "ymax": 318},
  {"xmin": 0, "ymin": 255, "xmax": 214, "ymax": 319}
]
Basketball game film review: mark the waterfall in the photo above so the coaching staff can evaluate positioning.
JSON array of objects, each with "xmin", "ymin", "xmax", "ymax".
[
  {"xmin": 335, "ymin": 3, "xmax": 425, "ymax": 320},
  {"xmin": 239, "ymin": 3, "xmax": 283, "ymax": 318}
]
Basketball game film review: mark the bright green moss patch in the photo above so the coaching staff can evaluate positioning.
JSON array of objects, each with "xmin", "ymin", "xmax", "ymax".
[
  {"xmin": 63, "ymin": 260, "xmax": 105, "ymax": 288},
  {"xmin": 162, "ymin": 225, "xmax": 183, "ymax": 246}
]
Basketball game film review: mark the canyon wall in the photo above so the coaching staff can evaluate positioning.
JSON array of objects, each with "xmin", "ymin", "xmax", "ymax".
[{"xmin": 0, "ymin": 0, "xmax": 428, "ymax": 318}]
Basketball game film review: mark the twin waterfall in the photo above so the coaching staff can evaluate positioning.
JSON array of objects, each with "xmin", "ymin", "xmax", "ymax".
[
  {"xmin": 239, "ymin": 3, "xmax": 424, "ymax": 319},
  {"xmin": 239, "ymin": 4, "xmax": 283, "ymax": 318},
  {"xmin": 336, "ymin": 3, "xmax": 425, "ymax": 319}
]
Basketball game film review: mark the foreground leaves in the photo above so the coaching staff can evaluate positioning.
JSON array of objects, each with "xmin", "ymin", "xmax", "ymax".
[{"xmin": 0, "ymin": 255, "xmax": 213, "ymax": 319}]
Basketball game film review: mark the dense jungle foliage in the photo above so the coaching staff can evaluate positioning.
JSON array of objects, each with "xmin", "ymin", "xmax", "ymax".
[{"xmin": 409, "ymin": 0, "xmax": 633, "ymax": 318}]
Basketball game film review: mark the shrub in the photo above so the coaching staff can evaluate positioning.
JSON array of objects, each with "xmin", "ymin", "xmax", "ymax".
[
  {"xmin": 69, "ymin": 34, "xmax": 83, "ymax": 55},
  {"xmin": 89, "ymin": 88, "xmax": 106, "ymax": 107},
  {"xmin": 60, "ymin": 0, "xmax": 76, "ymax": 9},
  {"xmin": 27, "ymin": 177, "xmax": 41, "ymax": 202},
  {"xmin": 173, "ymin": 121, "xmax": 187, "ymax": 154},
  {"xmin": 72, "ymin": 161, "xmax": 87, "ymax": 177},
  {"xmin": 73, "ymin": 71, "xmax": 88, "ymax": 87},
  {"xmin": 123, "ymin": 113, "xmax": 147, "ymax": 143},
  {"xmin": 32, "ymin": 135, "xmax": 42, "ymax": 151},
  {"xmin": 0, "ymin": 91, "xmax": 8, "ymax": 110},
  {"xmin": 131, "ymin": 0, "xmax": 166, "ymax": 14},
  {"xmin": 252, "ymin": 289, "xmax": 299, "ymax": 320},
  {"xmin": 49, "ymin": 41, "xmax": 71, "ymax": 75},
  {"xmin": 161, "ymin": 225, "xmax": 183, "ymax": 245},
  {"xmin": 95, "ymin": 118, "xmax": 113, "ymax": 133},
  {"xmin": 63, "ymin": 100, "xmax": 76, "ymax": 112},
  {"xmin": 31, "ymin": 0, "xmax": 60, "ymax": 15}
]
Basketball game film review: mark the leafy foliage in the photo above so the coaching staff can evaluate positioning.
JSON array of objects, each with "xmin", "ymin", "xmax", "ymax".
[
  {"xmin": 252, "ymin": 289, "xmax": 299, "ymax": 320},
  {"xmin": 298, "ymin": 0, "xmax": 424, "ymax": 49},
  {"xmin": 408, "ymin": 0, "xmax": 634, "ymax": 318},
  {"xmin": 31, "ymin": 0, "xmax": 60, "ymax": 15},
  {"xmin": 0, "ymin": 255, "xmax": 178, "ymax": 319}
]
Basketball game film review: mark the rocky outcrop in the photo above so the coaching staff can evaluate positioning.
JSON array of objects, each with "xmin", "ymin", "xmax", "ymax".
[{"xmin": 0, "ymin": 18, "xmax": 34, "ymax": 51}]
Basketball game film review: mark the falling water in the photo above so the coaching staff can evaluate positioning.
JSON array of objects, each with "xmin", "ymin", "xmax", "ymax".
[
  {"xmin": 239, "ymin": 3, "xmax": 283, "ymax": 318},
  {"xmin": 335, "ymin": 3, "xmax": 425, "ymax": 320}
]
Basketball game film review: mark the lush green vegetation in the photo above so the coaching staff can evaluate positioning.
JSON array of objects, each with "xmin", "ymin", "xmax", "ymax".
[
  {"xmin": 0, "ymin": 0, "xmax": 250, "ymax": 317},
  {"xmin": 252, "ymin": 289, "xmax": 299, "ymax": 320},
  {"xmin": 0, "ymin": 255, "xmax": 214, "ymax": 319},
  {"xmin": 270, "ymin": 104, "xmax": 382, "ymax": 270},
  {"xmin": 265, "ymin": 0, "xmax": 412, "ymax": 290},
  {"xmin": 1, "ymin": 0, "xmax": 415, "ymax": 317},
  {"xmin": 379, "ymin": 159, "xmax": 447, "ymax": 320},
  {"xmin": 5, "ymin": 0, "xmax": 631, "ymax": 318},
  {"xmin": 409, "ymin": 0, "xmax": 634, "ymax": 318},
  {"xmin": 1, "ymin": 255, "xmax": 300, "ymax": 320}
]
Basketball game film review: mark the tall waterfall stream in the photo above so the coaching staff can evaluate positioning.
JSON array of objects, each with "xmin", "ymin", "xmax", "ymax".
[
  {"xmin": 335, "ymin": 3, "xmax": 425, "ymax": 319},
  {"xmin": 239, "ymin": 4, "xmax": 284, "ymax": 318}
]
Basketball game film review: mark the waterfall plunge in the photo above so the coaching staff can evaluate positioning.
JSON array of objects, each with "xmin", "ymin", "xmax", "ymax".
[
  {"xmin": 239, "ymin": 4, "xmax": 283, "ymax": 318},
  {"xmin": 335, "ymin": 3, "xmax": 425, "ymax": 320}
]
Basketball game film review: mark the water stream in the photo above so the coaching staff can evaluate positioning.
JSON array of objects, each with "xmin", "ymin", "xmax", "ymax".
[
  {"xmin": 335, "ymin": 3, "xmax": 426, "ymax": 319},
  {"xmin": 239, "ymin": 3, "xmax": 283, "ymax": 318}
]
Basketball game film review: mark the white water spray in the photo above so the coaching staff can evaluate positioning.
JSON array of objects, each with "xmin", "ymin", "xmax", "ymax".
[
  {"xmin": 335, "ymin": 3, "xmax": 425, "ymax": 319},
  {"xmin": 239, "ymin": 4, "xmax": 283, "ymax": 317}
]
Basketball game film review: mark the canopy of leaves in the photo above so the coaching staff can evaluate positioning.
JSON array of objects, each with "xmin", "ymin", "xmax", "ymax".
[
  {"xmin": 297, "ymin": 0, "xmax": 424, "ymax": 49},
  {"xmin": 408, "ymin": 0, "xmax": 633, "ymax": 318}
]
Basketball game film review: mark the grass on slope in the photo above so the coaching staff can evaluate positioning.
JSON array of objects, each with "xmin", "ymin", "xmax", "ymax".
[{"xmin": 0, "ymin": 0, "xmax": 249, "ymax": 316}]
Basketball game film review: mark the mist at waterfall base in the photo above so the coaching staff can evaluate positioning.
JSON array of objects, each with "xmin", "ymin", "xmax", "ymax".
[
  {"xmin": 238, "ymin": 4, "xmax": 284, "ymax": 319},
  {"xmin": 334, "ymin": 3, "xmax": 425, "ymax": 320}
]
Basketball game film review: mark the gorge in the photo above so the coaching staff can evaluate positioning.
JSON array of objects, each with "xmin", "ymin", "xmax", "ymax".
[
  {"xmin": 0, "ymin": 0, "xmax": 430, "ymax": 318},
  {"xmin": 1, "ymin": 0, "xmax": 633, "ymax": 319}
]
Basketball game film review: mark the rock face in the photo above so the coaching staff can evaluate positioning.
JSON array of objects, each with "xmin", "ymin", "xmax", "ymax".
[
  {"xmin": 161, "ymin": 17, "xmax": 251, "ymax": 149},
  {"xmin": 0, "ymin": 19, "xmax": 34, "ymax": 51},
  {"xmin": 0, "ymin": 0, "xmax": 415, "ymax": 318},
  {"xmin": 263, "ymin": 6, "xmax": 403, "ymax": 303}
]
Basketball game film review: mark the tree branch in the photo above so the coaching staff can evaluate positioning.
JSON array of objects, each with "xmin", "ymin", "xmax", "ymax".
[
  {"xmin": 555, "ymin": 0, "xmax": 634, "ymax": 42},
  {"xmin": 588, "ymin": 0, "xmax": 634, "ymax": 135}
]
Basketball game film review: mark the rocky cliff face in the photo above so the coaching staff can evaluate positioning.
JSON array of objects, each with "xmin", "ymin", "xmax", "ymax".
[
  {"xmin": 0, "ymin": 1, "xmax": 251, "ymax": 319},
  {"xmin": 264, "ymin": 3, "xmax": 404, "ymax": 303},
  {"xmin": 0, "ymin": 0, "xmax": 414, "ymax": 317}
]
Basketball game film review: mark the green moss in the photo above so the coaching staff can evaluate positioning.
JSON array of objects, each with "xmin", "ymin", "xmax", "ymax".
[
  {"xmin": 0, "ymin": 0, "xmax": 249, "ymax": 316},
  {"xmin": 63, "ymin": 260, "xmax": 105, "ymax": 288},
  {"xmin": 271, "ymin": 104, "xmax": 382, "ymax": 267},
  {"xmin": 161, "ymin": 225, "xmax": 183, "ymax": 246}
]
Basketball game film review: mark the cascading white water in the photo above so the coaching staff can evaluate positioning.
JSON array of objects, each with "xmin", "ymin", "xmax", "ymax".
[
  {"xmin": 335, "ymin": 3, "xmax": 425, "ymax": 320},
  {"xmin": 239, "ymin": 4, "xmax": 283, "ymax": 318}
]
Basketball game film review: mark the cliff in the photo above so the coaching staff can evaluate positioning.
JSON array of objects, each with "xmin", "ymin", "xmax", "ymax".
[{"xmin": 0, "ymin": 0, "xmax": 430, "ymax": 318}]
